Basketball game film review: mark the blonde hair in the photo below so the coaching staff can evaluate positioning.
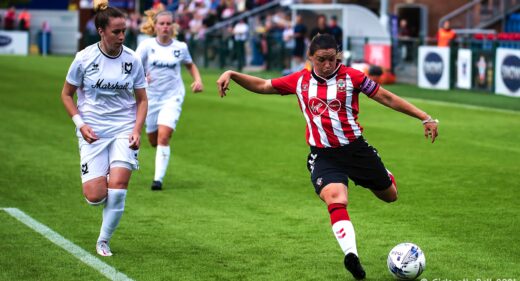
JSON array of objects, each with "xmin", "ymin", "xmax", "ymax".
[
  {"xmin": 140, "ymin": 9, "xmax": 179, "ymax": 38},
  {"xmin": 93, "ymin": 0, "xmax": 109, "ymax": 11}
]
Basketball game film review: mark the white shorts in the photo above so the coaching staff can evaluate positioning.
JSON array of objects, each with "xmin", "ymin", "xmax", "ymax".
[
  {"xmin": 146, "ymin": 95, "xmax": 185, "ymax": 133},
  {"xmin": 79, "ymin": 136, "xmax": 139, "ymax": 183}
]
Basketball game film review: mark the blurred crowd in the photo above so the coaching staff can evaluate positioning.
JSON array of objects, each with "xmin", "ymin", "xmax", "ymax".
[
  {"xmin": 1, "ymin": 6, "xmax": 31, "ymax": 31},
  {"xmin": 80, "ymin": 0, "xmax": 345, "ymax": 71}
]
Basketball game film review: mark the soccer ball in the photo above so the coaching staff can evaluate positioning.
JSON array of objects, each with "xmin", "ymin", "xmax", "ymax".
[{"xmin": 387, "ymin": 242, "xmax": 426, "ymax": 280}]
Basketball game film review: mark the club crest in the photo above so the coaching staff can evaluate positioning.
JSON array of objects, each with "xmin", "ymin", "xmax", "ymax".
[
  {"xmin": 122, "ymin": 62, "xmax": 133, "ymax": 74},
  {"xmin": 173, "ymin": 50, "xmax": 181, "ymax": 58},
  {"xmin": 302, "ymin": 83, "xmax": 309, "ymax": 91},
  {"xmin": 337, "ymin": 79, "xmax": 346, "ymax": 92}
]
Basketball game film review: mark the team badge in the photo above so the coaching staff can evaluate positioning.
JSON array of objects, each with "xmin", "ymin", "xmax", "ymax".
[
  {"xmin": 302, "ymin": 83, "xmax": 309, "ymax": 91},
  {"xmin": 173, "ymin": 50, "xmax": 180, "ymax": 57},
  {"xmin": 337, "ymin": 79, "xmax": 346, "ymax": 92},
  {"xmin": 122, "ymin": 62, "xmax": 133, "ymax": 74},
  {"xmin": 81, "ymin": 163, "xmax": 89, "ymax": 175}
]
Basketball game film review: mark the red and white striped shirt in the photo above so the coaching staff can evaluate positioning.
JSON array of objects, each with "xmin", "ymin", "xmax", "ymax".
[{"xmin": 271, "ymin": 64, "xmax": 380, "ymax": 148}]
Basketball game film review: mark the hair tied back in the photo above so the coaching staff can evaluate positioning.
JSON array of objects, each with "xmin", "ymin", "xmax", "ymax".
[{"xmin": 94, "ymin": 0, "xmax": 109, "ymax": 11}]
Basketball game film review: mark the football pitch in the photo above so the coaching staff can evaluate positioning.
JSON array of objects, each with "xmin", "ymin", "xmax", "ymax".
[{"xmin": 0, "ymin": 55, "xmax": 519, "ymax": 281}]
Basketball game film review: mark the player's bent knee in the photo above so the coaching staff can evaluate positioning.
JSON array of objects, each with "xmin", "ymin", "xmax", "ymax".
[
  {"xmin": 85, "ymin": 195, "xmax": 107, "ymax": 206},
  {"xmin": 320, "ymin": 184, "xmax": 348, "ymax": 206}
]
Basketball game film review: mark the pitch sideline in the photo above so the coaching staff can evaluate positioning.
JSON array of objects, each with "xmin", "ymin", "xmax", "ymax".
[
  {"xmin": 1, "ymin": 207, "xmax": 134, "ymax": 281},
  {"xmin": 405, "ymin": 97, "xmax": 520, "ymax": 115}
]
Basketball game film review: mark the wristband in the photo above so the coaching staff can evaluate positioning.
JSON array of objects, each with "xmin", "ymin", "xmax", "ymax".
[
  {"xmin": 421, "ymin": 116, "xmax": 439, "ymax": 125},
  {"xmin": 72, "ymin": 114, "xmax": 85, "ymax": 129}
]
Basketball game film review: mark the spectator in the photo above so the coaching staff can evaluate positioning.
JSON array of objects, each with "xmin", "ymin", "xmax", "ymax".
[
  {"xmin": 282, "ymin": 15, "xmax": 294, "ymax": 69},
  {"xmin": 437, "ymin": 20, "xmax": 456, "ymax": 47},
  {"xmin": 398, "ymin": 18, "xmax": 410, "ymax": 37},
  {"xmin": 292, "ymin": 13, "xmax": 307, "ymax": 65},
  {"xmin": 221, "ymin": 0, "xmax": 235, "ymax": 19},
  {"xmin": 398, "ymin": 19, "xmax": 412, "ymax": 62},
  {"xmin": 233, "ymin": 19, "xmax": 249, "ymax": 70},
  {"xmin": 4, "ymin": 6, "xmax": 16, "ymax": 31},
  {"xmin": 85, "ymin": 14, "xmax": 98, "ymax": 46},
  {"xmin": 152, "ymin": 0, "xmax": 164, "ymax": 10},
  {"xmin": 166, "ymin": 0, "xmax": 179, "ymax": 12},
  {"xmin": 329, "ymin": 15, "xmax": 343, "ymax": 50},
  {"xmin": 126, "ymin": 12, "xmax": 141, "ymax": 49},
  {"xmin": 309, "ymin": 14, "xmax": 331, "ymax": 39},
  {"xmin": 18, "ymin": 9, "xmax": 30, "ymax": 31}
]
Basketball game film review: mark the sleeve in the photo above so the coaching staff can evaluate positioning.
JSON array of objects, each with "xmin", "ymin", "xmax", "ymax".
[
  {"xmin": 349, "ymin": 68, "xmax": 380, "ymax": 98},
  {"xmin": 270, "ymin": 71, "xmax": 301, "ymax": 95},
  {"xmin": 133, "ymin": 55, "xmax": 147, "ymax": 89},
  {"xmin": 65, "ymin": 53, "xmax": 84, "ymax": 87},
  {"xmin": 135, "ymin": 41, "xmax": 148, "ymax": 73},
  {"xmin": 182, "ymin": 43, "xmax": 193, "ymax": 64}
]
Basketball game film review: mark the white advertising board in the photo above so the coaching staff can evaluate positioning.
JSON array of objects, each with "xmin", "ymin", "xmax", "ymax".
[{"xmin": 418, "ymin": 46, "xmax": 450, "ymax": 90}]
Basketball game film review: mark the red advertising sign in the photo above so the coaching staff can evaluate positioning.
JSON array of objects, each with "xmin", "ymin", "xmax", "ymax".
[{"xmin": 364, "ymin": 44, "xmax": 391, "ymax": 69}]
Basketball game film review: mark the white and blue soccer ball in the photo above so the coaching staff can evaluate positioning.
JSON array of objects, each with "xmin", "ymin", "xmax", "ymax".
[{"xmin": 387, "ymin": 242, "xmax": 426, "ymax": 280}]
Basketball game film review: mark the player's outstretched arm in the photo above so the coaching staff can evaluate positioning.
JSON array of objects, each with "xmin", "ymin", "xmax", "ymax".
[
  {"xmin": 371, "ymin": 87, "xmax": 439, "ymax": 143},
  {"xmin": 61, "ymin": 81, "xmax": 99, "ymax": 143},
  {"xmin": 185, "ymin": 63, "xmax": 203, "ymax": 93},
  {"xmin": 216, "ymin": 70, "xmax": 278, "ymax": 97}
]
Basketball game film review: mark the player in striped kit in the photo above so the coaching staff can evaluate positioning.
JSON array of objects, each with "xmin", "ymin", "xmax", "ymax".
[
  {"xmin": 136, "ymin": 9, "xmax": 203, "ymax": 191},
  {"xmin": 61, "ymin": 0, "xmax": 147, "ymax": 256},
  {"xmin": 216, "ymin": 34, "xmax": 438, "ymax": 279}
]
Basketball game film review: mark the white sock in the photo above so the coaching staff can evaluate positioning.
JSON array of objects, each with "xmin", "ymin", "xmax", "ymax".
[
  {"xmin": 332, "ymin": 220, "xmax": 358, "ymax": 256},
  {"xmin": 154, "ymin": 145, "xmax": 171, "ymax": 182},
  {"xmin": 98, "ymin": 188, "xmax": 127, "ymax": 243}
]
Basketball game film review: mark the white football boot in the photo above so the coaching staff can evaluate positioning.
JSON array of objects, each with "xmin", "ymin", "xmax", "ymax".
[{"xmin": 96, "ymin": 241, "xmax": 113, "ymax": 257}]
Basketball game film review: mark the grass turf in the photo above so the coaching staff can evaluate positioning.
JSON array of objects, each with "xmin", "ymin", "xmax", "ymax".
[{"xmin": 0, "ymin": 55, "xmax": 519, "ymax": 280}]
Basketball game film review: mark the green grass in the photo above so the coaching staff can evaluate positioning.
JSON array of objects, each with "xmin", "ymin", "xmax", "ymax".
[{"xmin": 0, "ymin": 55, "xmax": 519, "ymax": 281}]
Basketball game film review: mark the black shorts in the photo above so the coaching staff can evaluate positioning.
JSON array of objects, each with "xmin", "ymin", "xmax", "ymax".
[{"xmin": 306, "ymin": 137, "xmax": 392, "ymax": 195}]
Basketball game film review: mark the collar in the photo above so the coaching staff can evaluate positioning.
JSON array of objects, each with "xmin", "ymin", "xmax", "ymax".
[
  {"xmin": 97, "ymin": 42, "xmax": 123, "ymax": 59},
  {"xmin": 155, "ymin": 37, "xmax": 173, "ymax": 46},
  {"xmin": 311, "ymin": 62, "xmax": 342, "ymax": 84}
]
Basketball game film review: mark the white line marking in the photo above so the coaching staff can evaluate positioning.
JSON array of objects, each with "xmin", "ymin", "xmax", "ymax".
[
  {"xmin": 1, "ymin": 208, "xmax": 134, "ymax": 281},
  {"xmin": 405, "ymin": 97, "xmax": 520, "ymax": 115}
]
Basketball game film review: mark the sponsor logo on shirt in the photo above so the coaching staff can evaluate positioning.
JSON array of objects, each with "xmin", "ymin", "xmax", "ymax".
[
  {"xmin": 92, "ymin": 79, "xmax": 130, "ymax": 90},
  {"xmin": 151, "ymin": 60, "xmax": 177, "ymax": 69},
  {"xmin": 308, "ymin": 97, "xmax": 341, "ymax": 116}
]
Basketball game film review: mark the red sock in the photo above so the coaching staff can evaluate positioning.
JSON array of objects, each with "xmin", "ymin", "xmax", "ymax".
[
  {"xmin": 387, "ymin": 170, "xmax": 397, "ymax": 190},
  {"xmin": 328, "ymin": 203, "xmax": 350, "ymax": 225}
]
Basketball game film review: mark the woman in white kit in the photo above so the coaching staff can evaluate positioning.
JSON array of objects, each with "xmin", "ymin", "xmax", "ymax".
[
  {"xmin": 137, "ymin": 9, "xmax": 203, "ymax": 191},
  {"xmin": 60, "ymin": 0, "xmax": 148, "ymax": 256}
]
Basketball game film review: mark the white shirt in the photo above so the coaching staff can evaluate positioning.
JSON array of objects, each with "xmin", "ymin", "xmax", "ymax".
[
  {"xmin": 233, "ymin": 22, "xmax": 249, "ymax": 41},
  {"xmin": 135, "ymin": 38, "xmax": 193, "ymax": 98},
  {"xmin": 66, "ymin": 43, "xmax": 147, "ymax": 138}
]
